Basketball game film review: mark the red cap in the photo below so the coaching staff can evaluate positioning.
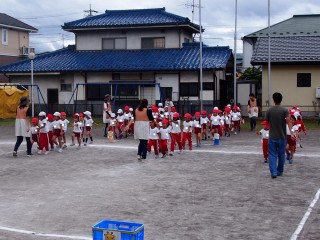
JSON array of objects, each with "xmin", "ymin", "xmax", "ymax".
[
  {"xmin": 201, "ymin": 110, "xmax": 207, "ymax": 115},
  {"xmin": 171, "ymin": 106, "xmax": 176, "ymax": 112},
  {"xmin": 124, "ymin": 106, "xmax": 129, "ymax": 111},
  {"xmin": 79, "ymin": 113, "xmax": 84, "ymax": 117},
  {"xmin": 32, "ymin": 118, "xmax": 38, "ymax": 123},
  {"xmin": 47, "ymin": 114, "xmax": 53, "ymax": 120},
  {"xmin": 162, "ymin": 119, "xmax": 169, "ymax": 124},
  {"xmin": 173, "ymin": 112, "xmax": 179, "ymax": 118},
  {"xmin": 212, "ymin": 109, "xmax": 219, "ymax": 114},
  {"xmin": 184, "ymin": 113, "xmax": 192, "ymax": 119},
  {"xmin": 195, "ymin": 112, "xmax": 201, "ymax": 117},
  {"xmin": 218, "ymin": 110, "xmax": 222, "ymax": 113},
  {"xmin": 152, "ymin": 107, "xmax": 159, "ymax": 113},
  {"xmin": 60, "ymin": 112, "xmax": 66, "ymax": 116},
  {"xmin": 225, "ymin": 107, "xmax": 231, "ymax": 113},
  {"xmin": 261, "ymin": 120, "xmax": 268, "ymax": 125},
  {"xmin": 233, "ymin": 106, "xmax": 239, "ymax": 111}
]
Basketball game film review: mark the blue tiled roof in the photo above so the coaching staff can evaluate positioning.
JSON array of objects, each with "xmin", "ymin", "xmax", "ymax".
[
  {"xmin": 0, "ymin": 44, "xmax": 232, "ymax": 73},
  {"xmin": 63, "ymin": 8, "xmax": 199, "ymax": 32},
  {"xmin": 251, "ymin": 36, "xmax": 320, "ymax": 64}
]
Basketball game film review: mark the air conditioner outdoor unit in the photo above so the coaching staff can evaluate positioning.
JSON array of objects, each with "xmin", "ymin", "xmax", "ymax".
[
  {"xmin": 316, "ymin": 87, "xmax": 320, "ymax": 98},
  {"xmin": 20, "ymin": 47, "xmax": 35, "ymax": 56}
]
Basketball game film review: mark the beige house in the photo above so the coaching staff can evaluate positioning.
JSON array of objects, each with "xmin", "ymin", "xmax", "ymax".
[
  {"xmin": 0, "ymin": 13, "xmax": 37, "ymax": 82},
  {"xmin": 243, "ymin": 14, "xmax": 320, "ymax": 115}
]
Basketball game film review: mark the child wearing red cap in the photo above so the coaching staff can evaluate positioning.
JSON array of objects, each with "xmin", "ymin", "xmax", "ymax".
[
  {"xmin": 107, "ymin": 113, "xmax": 117, "ymax": 143},
  {"xmin": 210, "ymin": 109, "xmax": 221, "ymax": 136},
  {"xmin": 159, "ymin": 118, "xmax": 171, "ymax": 158},
  {"xmin": 116, "ymin": 109, "xmax": 125, "ymax": 139},
  {"xmin": 286, "ymin": 115, "xmax": 299, "ymax": 164},
  {"xmin": 60, "ymin": 112, "xmax": 69, "ymax": 149},
  {"xmin": 123, "ymin": 106, "xmax": 132, "ymax": 137},
  {"xmin": 38, "ymin": 112, "xmax": 49, "ymax": 155},
  {"xmin": 31, "ymin": 117, "xmax": 39, "ymax": 151},
  {"xmin": 46, "ymin": 113, "xmax": 55, "ymax": 151},
  {"xmin": 147, "ymin": 121, "xmax": 160, "ymax": 158},
  {"xmin": 79, "ymin": 113, "xmax": 85, "ymax": 143},
  {"xmin": 193, "ymin": 112, "xmax": 202, "ymax": 147},
  {"xmin": 169, "ymin": 106, "xmax": 177, "ymax": 120},
  {"xmin": 256, "ymin": 121, "xmax": 269, "ymax": 163},
  {"xmin": 169, "ymin": 112, "xmax": 182, "ymax": 155},
  {"xmin": 182, "ymin": 113, "xmax": 193, "ymax": 150},
  {"xmin": 295, "ymin": 115, "xmax": 306, "ymax": 148},
  {"xmin": 231, "ymin": 106, "xmax": 241, "ymax": 135},
  {"xmin": 200, "ymin": 110, "xmax": 209, "ymax": 140},
  {"xmin": 218, "ymin": 110, "xmax": 224, "ymax": 137},
  {"xmin": 52, "ymin": 112, "xmax": 63, "ymax": 152},
  {"xmin": 224, "ymin": 107, "xmax": 231, "ymax": 137}
]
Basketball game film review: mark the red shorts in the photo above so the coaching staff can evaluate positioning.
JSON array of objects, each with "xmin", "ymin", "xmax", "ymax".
[
  {"xmin": 73, "ymin": 132, "xmax": 81, "ymax": 138},
  {"xmin": 211, "ymin": 125, "xmax": 220, "ymax": 130},
  {"xmin": 232, "ymin": 120, "xmax": 240, "ymax": 127},
  {"xmin": 85, "ymin": 126, "xmax": 92, "ymax": 131},
  {"xmin": 53, "ymin": 129, "xmax": 61, "ymax": 137},
  {"xmin": 194, "ymin": 127, "xmax": 201, "ymax": 134},
  {"xmin": 287, "ymin": 135, "xmax": 296, "ymax": 147},
  {"xmin": 32, "ymin": 134, "xmax": 38, "ymax": 143}
]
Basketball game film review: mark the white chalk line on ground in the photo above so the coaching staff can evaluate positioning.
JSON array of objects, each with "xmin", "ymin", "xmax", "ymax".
[
  {"xmin": 0, "ymin": 226, "xmax": 91, "ymax": 240},
  {"xmin": 291, "ymin": 188, "xmax": 320, "ymax": 240},
  {"xmin": 1, "ymin": 142, "xmax": 319, "ymax": 158}
]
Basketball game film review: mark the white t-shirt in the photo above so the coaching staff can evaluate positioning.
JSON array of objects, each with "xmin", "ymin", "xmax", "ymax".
[
  {"xmin": 182, "ymin": 121, "xmax": 193, "ymax": 133},
  {"xmin": 231, "ymin": 112, "xmax": 241, "ymax": 121},
  {"xmin": 149, "ymin": 127, "xmax": 160, "ymax": 140},
  {"xmin": 219, "ymin": 116, "xmax": 225, "ymax": 126},
  {"xmin": 171, "ymin": 120, "xmax": 181, "ymax": 133},
  {"xmin": 73, "ymin": 121, "xmax": 83, "ymax": 133},
  {"xmin": 31, "ymin": 126, "xmax": 38, "ymax": 134},
  {"xmin": 52, "ymin": 120, "xmax": 62, "ymax": 130},
  {"xmin": 200, "ymin": 117, "xmax": 209, "ymax": 125},
  {"xmin": 225, "ymin": 114, "xmax": 231, "ymax": 124},
  {"xmin": 160, "ymin": 127, "xmax": 171, "ymax": 140},
  {"xmin": 259, "ymin": 129, "xmax": 269, "ymax": 139},
  {"xmin": 84, "ymin": 118, "xmax": 94, "ymax": 127},
  {"xmin": 124, "ymin": 112, "xmax": 132, "ymax": 120},
  {"xmin": 286, "ymin": 124, "xmax": 299, "ymax": 135},
  {"xmin": 109, "ymin": 119, "xmax": 116, "ymax": 127},
  {"xmin": 39, "ymin": 119, "xmax": 49, "ymax": 133},
  {"xmin": 193, "ymin": 120, "xmax": 201, "ymax": 128},
  {"xmin": 47, "ymin": 121, "xmax": 53, "ymax": 131},
  {"xmin": 210, "ymin": 115, "xmax": 221, "ymax": 126},
  {"xmin": 61, "ymin": 119, "xmax": 69, "ymax": 131},
  {"xmin": 117, "ymin": 115, "xmax": 125, "ymax": 123}
]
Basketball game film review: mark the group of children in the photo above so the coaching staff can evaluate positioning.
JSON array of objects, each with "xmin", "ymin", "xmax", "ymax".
[
  {"xmin": 256, "ymin": 105, "xmax": 306, "ymax": 164},
  {"xmin": 30, "ymin": 110, "xmax": 97, "ymax": 154}
]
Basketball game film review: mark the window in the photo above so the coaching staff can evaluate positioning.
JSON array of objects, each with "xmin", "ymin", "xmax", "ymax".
[
  {"xmin": 102, "ymin": 38, "xmax": 126, "ymax": 50},
  {"xmin": 180, "ymin": 83, "xmax": 199, "ymax": 96},
  {"xmin": 203, "ymin": 82, "xmax": 214, "ymax": 90},
  {"xmin": 141, "ymin": 37, "xmax": 165, "ymax": 49},
  {"xmin": 2, "ymin": 29, "xmax": 8, "ymax": 45},
  {"xmin": 112, "ymin": 85, "xmax": 139, "ymax": 98},
  {"xmin": 87, "ymin": 84, "xmax": 111, "ymax": 100},
  {"xmin": 61, "ymin": 83, "xmax": 72, "ymax": 92},
  {"xmin": 297, "ymin": 73, "xmax": 311, "ymax": 87}
]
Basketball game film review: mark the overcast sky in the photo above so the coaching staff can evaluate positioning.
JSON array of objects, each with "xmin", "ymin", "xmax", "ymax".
[{"xmin": 2, "ymin": 0, "xmax": 320, "ymax": 53}]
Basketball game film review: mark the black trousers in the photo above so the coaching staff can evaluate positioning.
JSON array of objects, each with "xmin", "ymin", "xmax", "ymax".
[
  {"xmin": 14, "ymin": 136, "xmax": 32, "ymax": 154},
  {"xmin": 103, "ymin": 123, "xmax": 109, "ymax": 136},
  {"xmin": 250, "ymin": 117, "xmax": 257, "ymax": 131},
  {"xmin": 138, "ymin": 139, "xmax": 148, "ymax": 159}
]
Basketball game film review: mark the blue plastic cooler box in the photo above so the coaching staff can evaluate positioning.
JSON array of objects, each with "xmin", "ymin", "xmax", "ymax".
[{"xmin": 92, "ymin": 219, "xmax": 144, "ymax": 240}]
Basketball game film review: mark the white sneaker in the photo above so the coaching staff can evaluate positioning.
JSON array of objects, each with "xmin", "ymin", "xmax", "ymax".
[
  {"xmin": 13, "ymin": 151, "xmax": 17, "ymax": 157},
  {"xmin": 58, "ymin": 148, "xmax": 62, "ymax": 153},
  {"xmin": 155, "ymin": 155, "xmax": 159, "ymax": 159},
  {"xmin": 169, "ymin": 152, "xmax": 174, "ymax": 156},
  {"xmin": 37, "ymin": 150, "xmax": 42, "ymax": 155},
  {"xmin": 44, "ymin": 151, "xmax": 49, "ymax": 155},
  {"xmin": 70, "ymin": 143, "xmax": 75, "ymax": 146},
  {"xmin": 89, "ymin": 141, "xmax": 93, "ymax": 144},
  {"xmin": 62, "ymin": 144, "xmax": 67, "ymax": 149},
  {"xmin": 137, "ymin": 155, "xmax": 141, "ymax": 160}
]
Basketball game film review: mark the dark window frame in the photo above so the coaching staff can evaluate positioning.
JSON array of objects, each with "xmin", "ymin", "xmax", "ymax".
[
  {"xmin": 180, "ymin": 82, "xmax": 199, "ymax": 97},
  {"xmin": 141, "ymin": 37, "xmax": 165, "ymax": 49},
  {"xmin": 60, "ymin": 83, "xmax": 72, "ymax": 92},
  {"xmin": 203, "ymin": 82, "xmax": 214, "ymax": 91},
  {"xmin": 102, "ymin": 38, "xmax": 127, "ymax": 50},
  {"xmin": 297, "ymin": 73, "xmax": 311, "ymax": 87},
  {"xmin": 86, "ymin": 84, "xmax": 111, "ymax": 101}
]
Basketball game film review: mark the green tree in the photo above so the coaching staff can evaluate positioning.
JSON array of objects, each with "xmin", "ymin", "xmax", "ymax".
[{"xmin": 239, "ymin": 66, "xmax": 262, "ymax": 81}]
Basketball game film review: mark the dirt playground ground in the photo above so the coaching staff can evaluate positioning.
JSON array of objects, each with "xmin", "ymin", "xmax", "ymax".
[{"xmin": 0, "ymin": 126, "xmax": 319, "ymax": 240}]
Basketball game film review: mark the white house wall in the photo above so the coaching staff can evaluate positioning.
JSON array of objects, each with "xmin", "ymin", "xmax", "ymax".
[
  {"xmin": 76, "ymin": 28, "xmax": 192, "ymax": 50},
  {"xmin": 155, "ymin": 73, "xmax": 178, "ymax": 101},
  {"xmin": 243, "ymin": 39, "xmax": 254, "ymax": 69}
]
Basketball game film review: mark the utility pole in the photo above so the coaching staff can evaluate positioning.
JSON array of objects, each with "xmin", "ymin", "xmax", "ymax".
[{"xmin": 84, "ymin": 4, "xmax": 98, "ymax": 17}]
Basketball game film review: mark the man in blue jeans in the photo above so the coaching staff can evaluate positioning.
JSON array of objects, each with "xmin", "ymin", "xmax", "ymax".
[{"xmin": 266, "ymin": 92, "xmax": 292, "ymax": 178}]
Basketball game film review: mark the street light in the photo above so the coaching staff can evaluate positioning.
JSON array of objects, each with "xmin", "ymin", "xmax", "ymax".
[{"xmin": 28, "ymin": 52, "xmax": 35, "ymax": 117}]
